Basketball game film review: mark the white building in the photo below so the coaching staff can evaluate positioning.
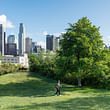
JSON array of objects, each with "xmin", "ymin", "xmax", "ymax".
[{"xmin": 2, "ymin": 54, "xmax": 29, "ymax": 68}]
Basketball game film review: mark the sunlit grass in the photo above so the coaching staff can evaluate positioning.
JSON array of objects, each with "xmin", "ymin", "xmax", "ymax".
[{"xmin": 0, "ymin": 72, "xmax": 110, "ymax": 110}]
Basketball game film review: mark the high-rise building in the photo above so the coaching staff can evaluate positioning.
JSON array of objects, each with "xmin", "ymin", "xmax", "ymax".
[
  {"xmin": 25, "ymin": 37, "xmax": 32, "ymax": 54},
  {"xmin": 55, "ymin": 37, "xmax": 60, "ymax": 50},
  {"xmin": 32, "ymin": 42, "xmax": 37, "ymax": 53},
  {"xmin": 4, "ymin": 32, "xmax": 6, "ymax": 55},
  {"xmin": 46, "ymin": 33, "xmax": 65, "ymax": 51},
  {"xmin": 6, "ymin": 43, "xmax": 17, "ymax": 56},
  {"xmin": 0, "ymin": 24, "xmax": 5, "ymax": 55},
  {"xmin": 46, "ymin": 34, "xmax": 55, "ymax": 51},
  {"xmin": 7, "ymin": 35, "xmax": 16, "ymax": 44},
  {"xmin": 6, "ymin": 34, "xmax": 17, "ymax": 56},
  {"xmin": 36, "ymin": 45, "xmax": 43, "ymax": 53},
  {"xmin": 18, "ymin": 23, "xmax": 26, "ymax": 55}
]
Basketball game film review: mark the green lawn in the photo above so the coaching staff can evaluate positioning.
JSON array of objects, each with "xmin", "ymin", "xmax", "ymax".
[{"xmin": 0, "ymin": 72, "xmax": 110, "ymax": 110}]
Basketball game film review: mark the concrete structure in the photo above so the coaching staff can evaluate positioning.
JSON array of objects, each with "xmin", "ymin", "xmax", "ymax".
[
  {"xmin": 2, "ymin": 54, "xmax": 29, "ymax": 68},
  {"xmin": 25, "ymin": 37, "xmax": 32, "ymax": 54},
  {"xmin": 0, "ymin": 24, "xmax": 5, "ymax": 55},
  {"xmin": 6, "ymin": 43, "xmax": 17, "ymax": 56},
  {"xmin": 7, "ymin": 35, "xmax": 16, "ymax": 44},
  {"xmin": 18, "ymin": 23, "xmax": 26, "ymax": 55}
]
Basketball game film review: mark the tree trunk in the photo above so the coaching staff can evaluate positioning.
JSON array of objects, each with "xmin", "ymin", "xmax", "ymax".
[{"xmin": 78, "ymin": 77, "xmax": 82, "ymax": 87}]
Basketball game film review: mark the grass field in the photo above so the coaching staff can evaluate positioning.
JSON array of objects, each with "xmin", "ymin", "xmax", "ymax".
[{"xmin": 0, "ymin": 72, "xmax": 110, "ymax": 110}]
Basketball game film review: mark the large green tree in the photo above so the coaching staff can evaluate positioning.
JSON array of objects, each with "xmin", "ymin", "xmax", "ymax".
[{"xmin": 58, "ymin": 17, "xmax": 104, "ymax": 86}]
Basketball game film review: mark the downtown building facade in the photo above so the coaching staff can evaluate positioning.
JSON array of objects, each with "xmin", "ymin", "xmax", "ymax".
[
  {"xmin": 0, "ymin": 23, "xmax": 29, "ymax": 68},
  {"xmin": 0, "ymin": 24, "xmax": 5, "ymax": 55},
  {"xmin": 18, "ymin": 23, "xmax": 26, "ymax": 55},
  {"xmin": 31, "ymin": 42, "xmax": 44, "ymax": 53},
  {"xmin": 2, "ymin": 54, "xmax": 29, "ymax": 67},
  {"xmin": 46, "ymin": 34, "xmax": 54, "ymax": 51},
  {"xmin": 31, "ymin": 42, "xmax": 39, "ymax": 53},
  {"xmin": 55, "ymin": 36, "xmax": 60, "ymax": 50},
  {"xmin": 6, "ymin": 43, "xmax": 17, "ymax": 56},
  {"xmin": 46, "ymin": 34, "xmax": 60, "ymax": 51},
  {"xmin": 25, "ymin": 37, "xmax": 32, "ymax": 54},
  {"xmin": 7, "ymin": 35, "xmax": 16, "ymax": 44},
  {"xmin": 32, "ymin": 42, "xmax": 37, "ymax": 53},
  {"xmin": 6, "ymin": 35, "xmax": 17, "ymax": 56}
]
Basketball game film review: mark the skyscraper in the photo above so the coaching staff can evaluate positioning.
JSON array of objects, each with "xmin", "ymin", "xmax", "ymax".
[
  {"xmin": 32, "ymin": 42, "xmax": 37, "ymax": 53},
  {"xmin": 25, "ymin": 37, "xmax": 32, "ymax": 54},
  {"xmin": 0, "ymin": 24, "xmax": 5, "ymax": 55},
  {"xmin": 46, "ymin": 34, "xmax": 54, "ymax": 51},
  {"xmin": 18, "ymin": 23, "xmax": 26, "ymax": 55},
  {"xmin": 6, "ymin": 34, "xmax": 17, "ymax": 56},
  {"xmin": 7, "ymin": 35, "xmax": 16, "ymax": 44},
  {"xmin": 55, "ymin": 37, "xmax": 60, "ymax": 50},
  {"xmin": 36, "ymin": 45, "xmax": 44, "ymax": 53},
  {"xmin": 6, "ymin": 43, "xmax": 17, "ymax": 56},
  {"xmin": 4, "ymin": 32, "xmax": 6, "ymax": 55}
]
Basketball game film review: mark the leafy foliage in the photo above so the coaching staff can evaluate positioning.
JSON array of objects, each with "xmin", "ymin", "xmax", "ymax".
[
  {"xmin": 56, "ymin": 17, "xmax": 110, "ymax": 87},
  {"xmin": 29, "ymin": 17, "xmax": 110, "ymax": 89},
  {"xmin": 29, "ymin": 50, "xmax": 56, "ymax": 78},
  {"xmin": 0, "ymin": 63, "xmax": 21, "ymax": 75}
]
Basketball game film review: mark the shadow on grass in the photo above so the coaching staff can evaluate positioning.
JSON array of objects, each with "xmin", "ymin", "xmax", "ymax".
[
  {"xmin": 0, "ymin": 72, "xmax": 77, "ymax": 97},
  {"xmin": 0, "ymin": 72, "xmax": 86, "ymax": 97},
  {"xmin": 0, "ymin": 72, "xmax": 58, "ymax": 97},
  {"xmin": 28, "ymin": 72, "xmax": 90, "ymax": 93},
  {"xmin": 0, "ymin": 72, "xmax": 109, "ymax": 98},
  {"xmin": 29, "ymin": 72, "xmax": 110, "ymax": 95},
  {"xmin": 8, "ymin": 96, "xmax": 110, "ymax": 110}
]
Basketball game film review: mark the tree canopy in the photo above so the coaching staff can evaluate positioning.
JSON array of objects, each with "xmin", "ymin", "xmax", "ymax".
[
  {"xmin": 58, "ymin": 17, "xmax": 105, "ymax": 86},
  {"xmin": 29, "ymin": 17, "xmax": 110, "ymax": 89}
]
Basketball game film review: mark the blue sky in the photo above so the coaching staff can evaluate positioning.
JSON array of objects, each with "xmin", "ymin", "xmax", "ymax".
[{"xmin": 0, "ymin": 0, "xmax": 110, "ymax": 48}]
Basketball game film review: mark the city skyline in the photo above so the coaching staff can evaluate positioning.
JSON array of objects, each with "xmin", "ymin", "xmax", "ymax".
[{"xmin": 0, "ymin": 0, "xmax": 110, "ymax": 48}]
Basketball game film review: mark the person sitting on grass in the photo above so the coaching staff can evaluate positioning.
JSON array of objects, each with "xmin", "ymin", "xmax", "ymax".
[{"xmin": 55, "ymin": 80, "xmax": 61, "ymax": 96}]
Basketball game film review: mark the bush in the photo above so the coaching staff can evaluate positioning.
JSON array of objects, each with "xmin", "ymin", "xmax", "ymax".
[
  {"xmin": 29, "ymin": 51, "xmax": 56, "ymax": 78},
  {"xmin": 0, "ymin": 63, "xmax": 20, "ymax": 75}
]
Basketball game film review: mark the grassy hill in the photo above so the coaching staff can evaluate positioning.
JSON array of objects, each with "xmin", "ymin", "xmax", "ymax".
[{"xmin": 0, "ymin": 72, "xmax": 110, "ymax": 110}]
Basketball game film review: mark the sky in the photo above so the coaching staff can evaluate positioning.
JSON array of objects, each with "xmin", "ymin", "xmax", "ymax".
[{"xmin": 0, "ymin": 0, "xmax": 110, "ymax": 48}]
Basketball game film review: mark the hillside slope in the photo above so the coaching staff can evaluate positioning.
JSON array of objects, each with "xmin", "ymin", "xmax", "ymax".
[{"xmin": 0, "ymin": 72, "xmax": 110, "ymax": 110}]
